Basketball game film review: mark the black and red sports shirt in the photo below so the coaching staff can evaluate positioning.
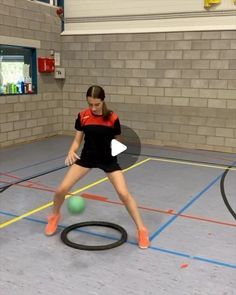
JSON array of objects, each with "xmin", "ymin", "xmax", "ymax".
[{"xmin": 75, "ymin": 108, "xmax": 121, "ymax": 163}]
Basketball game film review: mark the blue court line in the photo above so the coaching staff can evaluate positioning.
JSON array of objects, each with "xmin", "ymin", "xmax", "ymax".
[
  {"xmin": 150, "ymin": 172, "xmax": 227, "ymax": 241},
  {"xmin": 2, "ymin": 154, "xmax": 66, "ymax": 174},
  {"xmin": 192, "ymin": 256, "xmax": 236, "ymax": 269},
  {"xmin": 0, "ymin": 210, "xmax": 236, "ymax": 269}
]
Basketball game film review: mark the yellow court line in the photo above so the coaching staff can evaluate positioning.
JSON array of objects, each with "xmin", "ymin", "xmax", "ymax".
[
  {"xmin": 123, "ymin": 157, "xmax": 151, "ymax": 172},
  {"xmin": 0, "ymin": 158, "xmax": 151, "ymax": 229},
  {"xmin": 150, "ymin": 157, "xmax": 236, "ymax": 171}
]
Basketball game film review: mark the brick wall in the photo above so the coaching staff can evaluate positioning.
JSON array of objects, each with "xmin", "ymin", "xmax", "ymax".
[
  {"xmin": 0, "ymin": 0, "xmax": 63, "ymax": 148},
  {"xmin": 1, "ymin": 0, "xmax": 235, "ymax": 153},
  {"xmin": 61, "ymin": 32, "xmax": 236, "ymax": 153}
]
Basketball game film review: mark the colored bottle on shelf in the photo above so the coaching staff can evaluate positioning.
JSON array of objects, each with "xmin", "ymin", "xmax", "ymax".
[{"xmin": 21, "ymin": 81, "xmax": 25, "ymax": 94}]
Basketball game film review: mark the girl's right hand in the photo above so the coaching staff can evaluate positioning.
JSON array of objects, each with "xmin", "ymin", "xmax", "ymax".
[{"xmin": 65, "ymin": 152, "xmax": 80, "ymax": 166}]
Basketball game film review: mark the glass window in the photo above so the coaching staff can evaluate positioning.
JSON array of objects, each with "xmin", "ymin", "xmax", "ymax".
[
  {"xmin": 34, "ymin": 0, "xmax": 58, "ymax": 5},
  {"xmin": 30, "ymin": 0, "xmax": 63, "ymax": 7},
  {"xmin": 0, "ymin": 45, "xmax": 37, "ymax": 95}
]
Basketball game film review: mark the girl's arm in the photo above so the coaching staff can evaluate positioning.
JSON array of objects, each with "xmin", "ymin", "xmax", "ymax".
[{"xmin": 65, "ymin": 131, "xmax": 84, "ymax": 166}]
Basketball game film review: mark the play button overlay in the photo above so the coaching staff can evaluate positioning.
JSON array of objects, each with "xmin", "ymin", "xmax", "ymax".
[
  {"xmin": 114, "ymin": 125, "xmax": 141, "ymax": 170},
  {"xmin": 111, "ymin": 139, "xmax": 127, "ymax": 156}
]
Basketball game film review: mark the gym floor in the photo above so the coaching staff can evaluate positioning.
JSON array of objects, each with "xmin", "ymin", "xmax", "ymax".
[{"xmin": 0, "ymin": 135, "xmax": 235, "ymax": 295}]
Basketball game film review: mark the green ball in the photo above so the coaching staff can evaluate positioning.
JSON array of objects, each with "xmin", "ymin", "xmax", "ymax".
[{"xmin": 67, "ymin": 196, "xmax": 86, "ymax": 214}]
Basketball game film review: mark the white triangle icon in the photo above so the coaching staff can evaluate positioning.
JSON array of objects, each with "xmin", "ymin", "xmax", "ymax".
[{"xmin": 111, "ymin": 139, "xmax": 127, "ymax": 156}]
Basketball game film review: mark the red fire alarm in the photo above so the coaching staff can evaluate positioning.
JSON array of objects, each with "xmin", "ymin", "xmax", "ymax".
[{"xmin": 38, "ymin": 57, "xmax": 55, "ymax": 73}]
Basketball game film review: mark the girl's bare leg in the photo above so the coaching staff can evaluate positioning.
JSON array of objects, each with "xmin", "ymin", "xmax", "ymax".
[
  {"xmin": 52, "ymin": 165, "xmax": 90, "ymax": 214},
  {"xmin": 45, "ymin": 165, "xmax": 90, "ymax": 235},
  {"xmin": 107, "ymin": 170, "xmax": 150, "ymax": 248}
]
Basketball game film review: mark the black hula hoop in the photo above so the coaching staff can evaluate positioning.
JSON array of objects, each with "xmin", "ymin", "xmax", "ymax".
[
  {"xmin": 61, "ymin": 221, "xmax": 128, "ymax": 251},
  {"xmin": 220, "ymin": 166, "xmax": 236, "ymax": 220}
]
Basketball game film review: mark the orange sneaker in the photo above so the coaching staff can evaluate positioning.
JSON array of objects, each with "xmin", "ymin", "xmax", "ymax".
[
  {"xmin": 137, "ymin": 227, "xmax": 150, "ymax": 249},
  {"xmin": 45, "ymin": 213, "xmax": 61, "ymax": 236}
]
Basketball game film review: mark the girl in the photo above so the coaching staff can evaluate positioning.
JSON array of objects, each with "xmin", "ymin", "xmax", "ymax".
[{"xmin": 45, "ymin": 85, "xmax": 150, "ymax": 249}]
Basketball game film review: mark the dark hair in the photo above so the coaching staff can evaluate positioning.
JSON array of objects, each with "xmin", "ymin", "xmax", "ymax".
[{"xmin": 86, "ymin": 85, "xmax": 112, "ymax": 120}]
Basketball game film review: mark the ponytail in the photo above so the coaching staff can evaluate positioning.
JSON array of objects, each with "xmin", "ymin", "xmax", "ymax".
[{"xmin": 102, "ymin": 102, "xmax": 113, "ymax": 120}]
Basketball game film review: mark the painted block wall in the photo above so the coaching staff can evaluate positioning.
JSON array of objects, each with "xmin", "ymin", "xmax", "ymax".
[
  {"xmin": 0, "ymin": 0, "xmax": 235, "ymax": 153},
  {"xmin": 0, "ymin": 0, "xmax": 63, "ymax": 148},
  {"xmin": 61, "ymin": 31, "xmax": 236, "ymax": 153}
]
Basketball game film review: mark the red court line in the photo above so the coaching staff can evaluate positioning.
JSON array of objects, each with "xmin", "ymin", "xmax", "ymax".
[
  {"xmin": 0, "ymin": 180, "xmax": 59, "ymax": 192},
  {"xmin": 81, "ymin": 193, "xmax": 108, "ymax": 201},
  {"xmin": 0, "ymin": 180, "xmax": 108, "ymax": 201},
  {"xmin": 0, "ymin": 172, "xmax": 57, "ymax": 190},
  {"xmin": 1, "ymin": 180, "xmax": 235, "ymax": 228},
  {"xmin": 101, "ymin": 199, "xmax": 236, "ymax": 228}
]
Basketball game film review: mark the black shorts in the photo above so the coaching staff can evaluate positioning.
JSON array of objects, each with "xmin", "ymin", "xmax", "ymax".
[{"xmin": 75, "ymin": 158, "xmax": 121, "ymax": 173}]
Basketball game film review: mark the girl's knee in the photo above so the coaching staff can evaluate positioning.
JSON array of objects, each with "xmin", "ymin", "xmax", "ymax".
[
  {"xmin": 55, "ymin": 186, "xmax": 68, "ymax": 197},
  {"xmin": 119, "ymin": 192, "xmax": 132, "ymax": 204}
]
